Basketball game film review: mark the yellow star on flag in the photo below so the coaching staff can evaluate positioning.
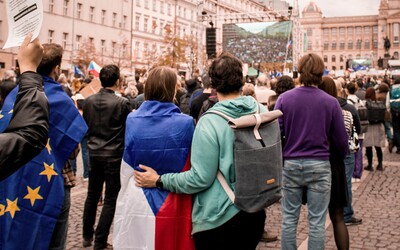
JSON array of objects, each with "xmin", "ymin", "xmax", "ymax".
[
  {"xmin": 0, "ymin": 112, "xmax": 3, "ymax": 119},
  {"xmin": 24, "ymin": 186, "xmax": 43, "ymax": 206},
  {"xmin": 0, "ymin": 204, "xmax": 5, "ymax": 216},
  {"xmin": 5, "ymin": 198, "xmax": 20, "ymax": 219},
  {"xmin": 8, "ymin": 109, "xmax": 13, "ymax": 114},
  {"xmin": 45, "ymin": 139, "xmax": 51, "ymax": 154},
  {"xmin": 40, "ymin": 162, "xmax": 58, "ymax": 182}
]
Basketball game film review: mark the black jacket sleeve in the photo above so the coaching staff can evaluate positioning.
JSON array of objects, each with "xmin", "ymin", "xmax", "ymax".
[{"xmin": 0, "ymin": 72, "xmax": 49, "ymax": 181}]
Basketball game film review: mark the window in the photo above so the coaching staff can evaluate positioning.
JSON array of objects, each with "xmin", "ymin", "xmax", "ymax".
[
  {"xmin": 347, "ymin": 27, "xmax": 353, "ymax": 36},
  {"xmin": 331, "ymin": 28, "xmax": 337, "ymax": 37},
  {"xmin": 101, "ymin": 10, "xmax": 106, "ymax": 25},
  {"xmin": 394, "ymin": 23, "xmax": 400, "ymax": 43},
  {"xmin": 167, "ymin": 4, "xmax": 171, "ymax": 15},
  {"xmin": 332, "ymin": 40, "xmax": 337, "ymax": 50},
  {"xmin": 89, "ymin": 37, "xmax": 94, "ymax": 44},
  {"xmin": 340, "ymin": 40, "xmax": 345, "ymax": 49},
  {"xmin": 340, "ymin": 55, "xmax": 344, "ymax": 62},
  {"xmin": 144, "ymin": 0, "xmax": 149, "ymax": 9},
  {"xmin": 123, "ymin": 43, "xmax": 127, "ymax": 55},
  {"xmin": 160, "ymin": 1, "xmax": 164, "ymax": 14},
  {"xmin": 348, "ymin": 40, "xmax": 353, "ymax": 49},
  {"xmin": 144, "ymin": 17, "xmax": 148, "ymax": 32},
  {"xmin": 159, "ymin": 20, "xmax": 164, "ymax": 35},
  {"xmin": 135, "ymin": 42, "xmax": 141, "ymax": 59},
  {"xmin": 152, "ymin": 0, "xmax": 157, "ymax": 11},
  {"xmin": 135, "ymin": 15, "xmax": 140, "ymax": 30},
  {"xmin": 323, "ymin": 28, "xmax": 329, "ymax": 37},
  {"xmin": 364, "ymin": 26, "xmax": 370, "ymax": 34},
  {"xmin": 307, "ymin": 41, "xmax": 312, "ymax": 51},
  {"xmin": 136, "ymin": 0, "xmax": 141, "ymax": 7},
  {"xmin": 373, "ymin": 25, "xmax": 378, "ymax": 34},
  {"xmin": 63, "ymin": 0, "xmax": 69, "ymax": 15},
  {"xmin": 89, "ymin": 6, "xmax": 94, "ymax": 22},
  {"xmin": 48, "ymin": 30, "xmax": 54, "ymax": 43},
  {"xmin": 101, "ymin": 39, "xmax": 106, "ymax": 55},
  {"xmin": 49, "ymin": 0, "xmax": 54, "ymax": 13},
  {"xmin": 324, "ymin": 41, "xmax": 329, "ymax": 50},
  {"xmin": 307, "ymin": 28, "xmax": 312, "ymax": 36},
  {"xmin": 112, "ymin": 41, "xmax": 116, "ymax": 56},
  {"xmin": 178, "ymin": 6, "xmax": 181, "ymax": 16},
  {"xmin": 373, "ymin": 39, "xmax": 378, "ymax": 49},
  {"xmin": 324, "ymin": 55, "xmax": 328, "ymax": 63},
  {"xmin": 77, "ymin": 3, "xmax": 82, "ymax": 19},
  {"xmin": 356, "ymin": 39, "xmax": 362, "ymax": 49},
  {"xmin": 356, "ymin": 26, "xmax": 362, "ymax": 35},
  {"xmin": 76, "ymin": 35, "xmax": 81, "ymax": 49},
  {"xmin": 62, "ymin": 33, "xmax": 68, "ymax": 49},
  {"xmin": 332, "ymin": 55, "xmax": 336, "ymax": 63},
  {"xmin": 339, "ymin": 27, "xmax": 345, "ymax": 36},
  {"xmin": 123, "ymin": 16, "xmax": 127, "ymax": 29},
  {"xmin": 183, "ymin": 8, "xmax": 186, "ymax": 19},
  {"xmin": 113, "ymin": 13, "xmax": 117, "ymax": 27},
  {"xmin": 152, "ymin": 19, "xmax": 157, "ymax": 33},
  {"xmin": 0, "ymin": 62, "xmax": 5, "ymax": 69},
  {"xmin": 365, "ymin": 39, "xmax": 370, "ymax": 49}
]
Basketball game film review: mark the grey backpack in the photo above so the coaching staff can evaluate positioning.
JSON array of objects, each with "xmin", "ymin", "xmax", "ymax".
[{"xmin": 207, "ymin": 108, "xmax": 283, "ymax": 213}]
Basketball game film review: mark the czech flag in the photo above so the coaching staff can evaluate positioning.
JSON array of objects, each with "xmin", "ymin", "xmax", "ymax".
[
  {"xmin": 88, "ymin": 61, "xmax": 102, "ymax": 77},
  {"xmin": 0, "ymin": 76, "xmax": 87, "ymax": 249},
  {"xmin": 113, "ymin": 101, "xmax": 195, "ymax": 250},
  {"xmin": 286, "ymin": 39, "xmax": 292, "ymax": 49}
]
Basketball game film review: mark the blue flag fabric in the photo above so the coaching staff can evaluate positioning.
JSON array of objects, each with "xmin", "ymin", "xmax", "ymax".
[
  {"xmin": 0, "ymin": 76, "xmax": 88, "ymax": 249},
  {"xmin": 74, "ymin": 65, "xmax": 85, "ymax": 77}
]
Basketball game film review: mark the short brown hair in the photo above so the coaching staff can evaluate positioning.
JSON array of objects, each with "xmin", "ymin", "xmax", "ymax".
[
  {"xmin": 144, "ymin": 66, "xmax": 177, "ymax": 102},
  {"xmin": 319, "ymin": 76, "xmax": 338, "ymax": 98},
  {"xmin": 37, "ymin": 43, "xmax": 63, "ymax": 76},
  {"xmin": 298, "ymin": 53, "xmax": 324, "ymax": 86}
]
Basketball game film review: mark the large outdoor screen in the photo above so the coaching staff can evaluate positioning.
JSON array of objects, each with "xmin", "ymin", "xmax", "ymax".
[{"xmin": 222, "ymin": 21, "xmax": 293, "ymax": 65}]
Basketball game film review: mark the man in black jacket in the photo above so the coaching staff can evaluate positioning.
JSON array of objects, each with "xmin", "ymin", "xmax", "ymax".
[
  {"xmin": 0, "ymin": 34, "xmax": 48, "ymax": 181},
  {"xmin": 82, "ymin": 64, "xmax": 132, "ymax": 249}
]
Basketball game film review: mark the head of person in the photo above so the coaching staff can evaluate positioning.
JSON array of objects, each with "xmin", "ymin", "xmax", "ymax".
[
  {"xmin": 256, "ymin": 74, "xmax": 271, "ymax": 88},
  {"xmin": 365, "ymin": 87, "xmax": 376, "ymax": 101},
  {"xmin": 3, "ymin": 70, "xmax": 16, "ymax": 83},
  {"xmin": 242, "ymin": 83, "xmax": 256, "ymax": 98},
  {"xmin": 37, "ymin": 43, "xmax": 63, "ymax": 80},
  {"xmin": 297, "ymin": 53, "xmax": 324, "ymax": 87},
  {"xmin": 0, "ymin": 79, "xmax": 17, "ymax": 108},
  {"xmin": 201, "ymin": 73, "xmax": 211, "ymax": 89},
  {"xmin": 57, "ymin": 73, "xmax": 68, "ymax": 84},
  {"xmin": 377, "ymin": 82, "xmax": 390, "ymax": 93},
  {"xmin": 144, "ymin": 66, "xmax": 177, "ymax": 102},
  {"xmin": 99, "ymin": 64, "xmax": 120, "ymax": 88},
  {"xmin": 335, "ymin": 79, "xmax": 344, "ymax": 97},
  {"xmin": 275, "ymin": 75, "xmax": 294, "ymax": 95},
  {"xmin": 346, "ymin": 81, "xmax": 357, "ymax": 95},
  {"xmin": 319, "ymin": 76, "xmax": 338, "ymax": 98},
  {"xmin": 209, "ymin": 52, "xmax": 244, "ymax": 95}
]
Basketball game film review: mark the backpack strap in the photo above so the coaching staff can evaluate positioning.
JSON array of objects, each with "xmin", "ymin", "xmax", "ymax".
[{"xmin": 217, "ymin": 171, "xmax": 235, "ymax": 203}]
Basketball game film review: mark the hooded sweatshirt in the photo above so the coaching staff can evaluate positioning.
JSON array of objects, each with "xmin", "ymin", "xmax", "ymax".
[{"xmin": 162, "ymin": 96, "xmax": 266, "ymax": 234}]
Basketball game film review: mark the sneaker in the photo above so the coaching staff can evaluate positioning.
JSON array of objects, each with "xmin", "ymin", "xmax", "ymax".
[
  {"xmin": 345, "ymin": 217, "xmax": 362, "ymax": 226},
  {"xmin": 82, "ymin": 238, "xmax": 93, "ymax": 247},
  {"xmin": 364, "ymin": 165, "xmax": 373, "ymax": 171},
  {"xmin": 260, "ymin": 231, "xmax": 278, "ymax": 242},
  {"xmin": 376, "ymin": 164, "xmax": 383, "ymax": 171}
]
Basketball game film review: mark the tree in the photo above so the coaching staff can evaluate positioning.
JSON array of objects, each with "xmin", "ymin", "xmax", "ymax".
[
  {"xmin": 73, "ymin": 37, "xmax": 98, "ymax": 75},
  {"xmin": 157, "ymin": 24, "xmax": 187, "ymax": 68}
]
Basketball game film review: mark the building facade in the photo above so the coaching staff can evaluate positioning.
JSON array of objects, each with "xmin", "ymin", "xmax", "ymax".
[
  {"xmin": 0, "ymin": 0, "xmax": 270, "ymax": 77},
  {"xmin": 297, "ymin": 0, "xmax": 400, "ymax": 71}
]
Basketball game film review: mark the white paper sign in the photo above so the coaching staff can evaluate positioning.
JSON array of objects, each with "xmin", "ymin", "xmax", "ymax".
[{"xmin": 3, "ymin": 0, "xmax": 43, "ymax": 49}]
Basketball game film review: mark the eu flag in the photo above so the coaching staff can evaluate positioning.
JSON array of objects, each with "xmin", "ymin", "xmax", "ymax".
[{"xmin": 0, "ymin": 76, "xmax": 87, "ymax": 249}]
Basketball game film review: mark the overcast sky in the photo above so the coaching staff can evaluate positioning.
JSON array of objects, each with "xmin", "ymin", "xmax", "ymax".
[{"xmin": 286, "ymin": 0, "xmax": 381, "ymax": 17}]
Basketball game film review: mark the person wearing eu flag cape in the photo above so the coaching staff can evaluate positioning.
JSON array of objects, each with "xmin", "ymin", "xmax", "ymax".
[
  {"xmin": 0, "ymin": 40, "xmax": 87, "ymax": 249},
  {"xmin": 0, "ymin": 34, "xmax": 48, "ymax": 180},
  {"xmin": 113, "ymin": 66, "xmax": 195, "ymax": 250}
]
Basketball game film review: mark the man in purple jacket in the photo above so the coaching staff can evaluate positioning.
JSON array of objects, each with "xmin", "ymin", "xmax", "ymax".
[{"xmin": 275, "ymin": 53, "xmax": 349, "ymax": 250}]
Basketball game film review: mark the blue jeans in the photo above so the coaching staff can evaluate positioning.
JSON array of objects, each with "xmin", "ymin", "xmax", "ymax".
[
  {"xmin": 71, "ymin": 136, "xmax": 89, "ymax": 178},
  {"xmin": 343, "ymin": 153, "xmax": 355, "ymax": 222},
  {"xmin": 281, "ymin": 159, "xmax": 331, "ymax": 250},
  {"xmin": 49, "ymin": 186, "xmax": 70, "ymax": 250}
]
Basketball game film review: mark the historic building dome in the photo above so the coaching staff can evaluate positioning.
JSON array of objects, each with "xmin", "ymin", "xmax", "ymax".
[{"xmin": 302, "ymin": 1, "xmax": 322, "ymax": 15}]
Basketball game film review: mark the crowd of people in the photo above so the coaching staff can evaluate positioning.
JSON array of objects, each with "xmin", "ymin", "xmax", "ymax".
[
  {"xmin": 224, "ymin": 36, "xmax": 293, "ymax": 64},
  {"xmin": 1, "ymin": 34, "xmax": 400, "ymax": 250}
]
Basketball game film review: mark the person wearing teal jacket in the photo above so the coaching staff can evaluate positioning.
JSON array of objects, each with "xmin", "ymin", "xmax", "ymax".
[{"xmin": 135, "ymin": 53, "xmax": 266, "ymax": 250}]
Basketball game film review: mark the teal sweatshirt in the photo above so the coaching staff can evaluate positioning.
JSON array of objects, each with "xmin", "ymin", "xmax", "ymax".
[{"xmin": 162, "ymin": 96, "xmax": 266, "ymax": 234}]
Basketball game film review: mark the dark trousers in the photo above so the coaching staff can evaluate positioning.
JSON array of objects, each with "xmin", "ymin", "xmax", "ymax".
[
  {"xmin": 49, "ymin": 186, "xmax": 71, "ymax": 250},
  {"xmin": 193, "ymin": 210, "xmax": 265, "ymax": 250},
  {"xmin": 392, "ymin": 110, "xmax": 400, "ymax": 150},
  {"xmin": 82, "ymin": 156, "xmax": 121, "ymax": 249}
]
